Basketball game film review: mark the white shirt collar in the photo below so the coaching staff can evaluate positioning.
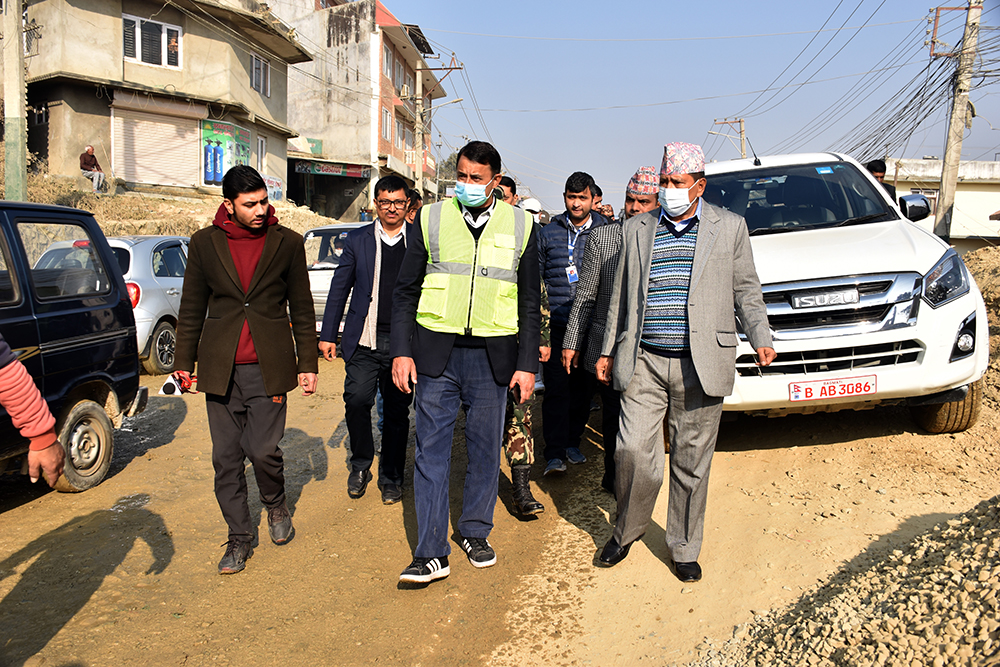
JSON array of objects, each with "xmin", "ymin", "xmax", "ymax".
[
  {"xmin": 460, "ymin": 198, "xmax": 497, "ymax": 229},
  {"xmin": 376, "ymin": 220, "xmax": 406, "ymax": 246}
]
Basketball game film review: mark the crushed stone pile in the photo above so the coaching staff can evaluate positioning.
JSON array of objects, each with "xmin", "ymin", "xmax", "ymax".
[
  {"xmin": 686, "ymin": 495, "xmax": 1000, "ymax": 667},
  {"xmin": 962, "ymin": 247, "xmax": 1000, "ymax": 407}
]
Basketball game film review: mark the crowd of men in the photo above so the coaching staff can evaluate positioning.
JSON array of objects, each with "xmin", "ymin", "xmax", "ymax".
[{"xmin": 172, "ymin": 140, "xmax": 775, "ymax": 586}]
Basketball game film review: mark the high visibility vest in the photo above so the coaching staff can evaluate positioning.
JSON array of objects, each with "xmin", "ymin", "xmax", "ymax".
[{"xmin": 416, "ymin": 198, "xmax": 530, "ymax": 337}]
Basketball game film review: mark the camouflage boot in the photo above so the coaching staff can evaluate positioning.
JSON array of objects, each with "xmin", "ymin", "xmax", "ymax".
[{"xmin": 511, "ymin": 465, "xmax": 544, "ymax": 516}]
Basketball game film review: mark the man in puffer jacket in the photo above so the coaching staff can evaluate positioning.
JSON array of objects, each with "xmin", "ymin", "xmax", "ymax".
[
  {"xmin": 0, "ymin": 332, "xmax": 64, "ymax": 487},
  {"xmin": 537, "ymin": 171, "xmax": 609, "ymax": 476}
]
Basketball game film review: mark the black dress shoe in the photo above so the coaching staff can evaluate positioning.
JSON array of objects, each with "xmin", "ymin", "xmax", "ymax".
[
  {"xmin": 598, "ymin": 537, "xmax": 632, "ymax": 566},
  {"xmin": 673, "ymin": 560, "xmax": 702, "ymax": 582},
  {"xmin": 347, "ymin": 469, "xmax": 373, "ymax": 498},
  {"xmin": 381, "ymin": 482, "xmax": 402, "ymax": 505}
]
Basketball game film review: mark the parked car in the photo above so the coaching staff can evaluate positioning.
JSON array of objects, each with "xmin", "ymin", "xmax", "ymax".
[
  {"xmin": 706, "ymin": 153, "xmax": 988, "ymax": 433},
  {"xmin": 303, "ymin": 223, "xmax": 366, "ymax": 334},
  {"xmin": 106, "ymin": 236, "xmax": 189, "ymax": 374},
  {"xmin": 0, "ymin": 202, "xmax": 147, "ymax": 491}
]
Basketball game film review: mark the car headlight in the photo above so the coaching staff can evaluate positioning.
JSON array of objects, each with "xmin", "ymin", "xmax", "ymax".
[{"xmin": 922, "ymin": 250, "xmax": 970, "ymax": 308}]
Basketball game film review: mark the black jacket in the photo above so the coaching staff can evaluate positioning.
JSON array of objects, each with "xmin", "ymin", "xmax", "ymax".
[{"xmin": 390, "ymin": 205, "xmax": 540, "ymax": 385}]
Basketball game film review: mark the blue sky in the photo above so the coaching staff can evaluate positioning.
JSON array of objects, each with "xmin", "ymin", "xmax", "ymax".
[{"xmin": 385, "ymin": 0, "xmax": 1000, "ymax": 210}]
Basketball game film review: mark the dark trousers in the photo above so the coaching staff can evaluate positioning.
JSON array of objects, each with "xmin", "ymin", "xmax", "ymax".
[
  {"xmin": 594, "ymin": 373, "xmax": 621, "ymax": 485},
  {"xmin": 542, "ymin": 324, "xmax": 600, "ymax": 462},
  {"xmin": 205, "ymin": 364, "xmax": 287, "ymax": 543},
  {"xmin": 412, "ymin": 346, "xmax": 507, "ymax": 558},
  {"xmin": 343, "ymin": 333, "xmax": 413, "ymax": 486}
]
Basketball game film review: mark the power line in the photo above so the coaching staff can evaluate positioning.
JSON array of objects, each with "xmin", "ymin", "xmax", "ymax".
[{"xmin": 421, "ymin": 19, "xmax": 922, "ymax": 43}]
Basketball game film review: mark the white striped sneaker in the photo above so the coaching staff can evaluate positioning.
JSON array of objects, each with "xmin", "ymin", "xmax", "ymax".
[
  {"xmin": 399, "ymin": 556, "xmax": 450, "ymax": 583},
  {"xmin": 459, "ymin": 536, "xmax": 497, "ymax": 568}
]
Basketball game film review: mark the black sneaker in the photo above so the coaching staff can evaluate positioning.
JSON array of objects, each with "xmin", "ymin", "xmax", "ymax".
[
  {"xmin": 218, "ymin": 540, "xmax": 253, "ymax": 574},
  {"xmin": 459, "ymin": 535, "xmax": 497, "ymax": 568},
  {"xmin": 399, "ymin": 556, "xmax": 450, "ymax": 583},
  {"xmin": 267, "ymin": 503, "xmax": 294, "ymax": 545}
]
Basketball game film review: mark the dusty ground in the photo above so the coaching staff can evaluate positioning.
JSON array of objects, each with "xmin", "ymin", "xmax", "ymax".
[
  {"xmin": 0, "ymin": 357, "xmax": 997, "ymax": 667},
  {"xmin": 0, "ymin": 199, "xmax": 997, "ymax": 665}
]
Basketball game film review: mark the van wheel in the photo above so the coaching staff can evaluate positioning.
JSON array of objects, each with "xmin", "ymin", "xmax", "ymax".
[
  {"xmin": 910, "ymin": 379, "xmax": 983, "ymax": 434},
  {"xmin": 142, "ymin": 321, "xmax": 176, "ymax": 375},
  {"xmin": 54, "ymin": 400, "xmax": 114, "ymax": 493}
]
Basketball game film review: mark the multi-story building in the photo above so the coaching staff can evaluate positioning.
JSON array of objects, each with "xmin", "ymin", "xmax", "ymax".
[
  {"xmin": 7, "ymin": 0, "xmax": 310, "ymax": 194},
  {"xmin": 274, "ymin": 0, "xmax": 446, "ymax": 220}
]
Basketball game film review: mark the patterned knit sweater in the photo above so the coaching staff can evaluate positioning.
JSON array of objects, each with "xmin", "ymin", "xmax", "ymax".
[{"xmin": 640, "ymin": 220, "xmax": 699, "ymax": 354}]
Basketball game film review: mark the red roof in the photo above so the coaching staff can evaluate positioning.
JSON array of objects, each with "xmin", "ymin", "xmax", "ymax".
[{"xmin": 375, "ymin": 1, "xmax": 400, "ymax": 28}]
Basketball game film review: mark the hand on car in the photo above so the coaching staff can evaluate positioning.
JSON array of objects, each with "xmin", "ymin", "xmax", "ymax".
[{"xmin": 28, "ymin": 439, "xmax": 65, "ymax": 487}]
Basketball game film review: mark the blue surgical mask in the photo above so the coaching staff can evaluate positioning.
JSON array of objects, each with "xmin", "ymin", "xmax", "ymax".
[
  {"xmin": 455, "ymin": 181, "xmax": 490, "ymax": 207},
  {"xmin": 659, "ymin": 183, "xmax": 697, "ymax": 218}
]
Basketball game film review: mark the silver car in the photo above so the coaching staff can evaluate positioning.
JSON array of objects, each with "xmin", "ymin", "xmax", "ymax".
[
  {"xmin": 108, "ymin": 236, "xmax": 189, "ymax": 374},
  {"xmin": 304, "ymin": 223, "xmax": 366, "ymax": 334}
]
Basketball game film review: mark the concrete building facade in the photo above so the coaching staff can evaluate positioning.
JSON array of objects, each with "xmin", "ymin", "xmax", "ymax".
[
  {"xmin": 887, "ymin": 157, "xmax": 1000, "ymax": 254},
  {"xmin": 274, "ymin": 0, "xmax": 445, "ymax": 221},
  {"xmin": 6, "ymin": 0, "xmax": 310, "ymax": 194}
]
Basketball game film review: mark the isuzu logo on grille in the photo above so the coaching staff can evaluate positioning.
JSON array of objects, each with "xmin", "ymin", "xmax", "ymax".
[{"xmin": 791, "ymin": 289, "xmax": 860, "ymax": 309}]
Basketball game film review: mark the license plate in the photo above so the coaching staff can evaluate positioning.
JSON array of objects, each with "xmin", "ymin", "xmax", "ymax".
[
  {"xmin": 789, "ymin": 375, "xmax": 877, "ymax": 402},
  {"xmin": 791, "ymin": 289, "xmax": 859, "ymax": 309}
]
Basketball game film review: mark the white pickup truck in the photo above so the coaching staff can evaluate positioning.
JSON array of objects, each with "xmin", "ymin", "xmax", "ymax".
[{"xmin": 707, "ymin": 153, "xmax": 988, "ymax": 433}]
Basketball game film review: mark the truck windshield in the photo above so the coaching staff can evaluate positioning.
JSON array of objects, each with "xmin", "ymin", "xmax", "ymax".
[{"xmin": 706, "ymin": 162, "xmax": 897, "ymax": 235}]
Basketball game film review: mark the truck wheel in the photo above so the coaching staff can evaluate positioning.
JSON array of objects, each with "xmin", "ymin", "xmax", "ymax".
[
  {"xmin": 54, "ymin": 400, "xmax": 114, "ymax": 493},
  {"xmin": 910, "ymin": 379, "xmax": 983, "ymax": 434},
  {"xmin": 142, "ymin": 321, "xmax": 176, "ymax": 375}
]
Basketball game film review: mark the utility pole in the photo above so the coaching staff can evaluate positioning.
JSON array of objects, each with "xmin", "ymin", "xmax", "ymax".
[
  {"xmin": 414, "ymin": 57, "xmax": 462, "ymax": 201},
  {"xmin": 935, "ymin": 0, "xmax": 982, "ymax": 241},
  {"xmin": 4, "ymin": 0, "xmax": 27, "ymax": 201},
  {"xmin": 712, "ymin": 118, "xmax": 746, "ymax": 158}
]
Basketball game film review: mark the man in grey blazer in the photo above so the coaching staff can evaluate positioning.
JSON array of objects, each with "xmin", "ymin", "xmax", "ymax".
[{"xmin": 595, "ymin": 143, "xmax": 775, "ymax": 582}]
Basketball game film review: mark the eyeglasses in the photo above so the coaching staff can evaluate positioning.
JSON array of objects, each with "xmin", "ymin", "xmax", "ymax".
[{"xmin": 377, "ymin": 199, "xmax": 408, "ymax": 209}]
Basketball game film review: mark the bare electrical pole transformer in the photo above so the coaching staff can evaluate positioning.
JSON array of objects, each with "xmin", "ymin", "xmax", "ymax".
[{"xmin": 935, "ymin": 0, "xmax": 983, "ymax": 241}]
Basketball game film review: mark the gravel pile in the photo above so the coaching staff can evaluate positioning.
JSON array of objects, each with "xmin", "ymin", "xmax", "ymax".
[{"xmin": 687, "ymin": 495, "xmax": 1000, "ymax": 667}]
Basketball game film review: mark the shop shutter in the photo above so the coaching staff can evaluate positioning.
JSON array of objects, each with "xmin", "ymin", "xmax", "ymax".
[{"xmin": 113, "ymin": 109, "xmax": 199, "ymax": 187}]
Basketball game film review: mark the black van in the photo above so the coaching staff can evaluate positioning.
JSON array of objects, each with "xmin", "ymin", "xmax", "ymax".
[{"xmin": 0, "ymin": 202, "xmax": 147, "ymax": 491}]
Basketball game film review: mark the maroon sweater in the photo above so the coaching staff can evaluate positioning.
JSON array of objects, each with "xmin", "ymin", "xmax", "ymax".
[{"xmin": 211, "ymin": 203, "xmax": 279, "ymax": 364}]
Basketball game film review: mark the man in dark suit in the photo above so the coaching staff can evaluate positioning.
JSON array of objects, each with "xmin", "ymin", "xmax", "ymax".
[
  {"xmin": 319, "ymin": 175, "xmax": 412, "ymax": 504},
  {"xmin": 391, "ymin": 141, "xmax": 540, "ymax": 584},
  {"xmin": 174, "ymin": 165, "xmax": 318, "ymax": 575},
  {"xmin": 595, "ymin": 143, "xmax": 774, "ymax": 582}
]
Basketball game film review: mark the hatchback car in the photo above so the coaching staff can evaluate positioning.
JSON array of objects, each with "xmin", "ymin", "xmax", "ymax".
[{"xmin": 107, "ymin": 236, "xmax": 189, "ymax": 374}]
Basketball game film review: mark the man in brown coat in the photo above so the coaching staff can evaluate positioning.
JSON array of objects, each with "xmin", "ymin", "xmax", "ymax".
[{"xmin": 174, "ymin": 165, "xmax": 318, "ymax": 574}]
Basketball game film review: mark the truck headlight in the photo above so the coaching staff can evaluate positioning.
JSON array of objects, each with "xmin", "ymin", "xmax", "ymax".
[{"xmin": 922, "ymin": 250, "xmax": 970, "ymax": 308}]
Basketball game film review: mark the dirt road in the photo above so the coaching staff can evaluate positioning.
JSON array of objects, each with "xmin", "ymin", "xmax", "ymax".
[{"xmin": 0, "ymin": 359, "xmax": 997, "ymax": 667}]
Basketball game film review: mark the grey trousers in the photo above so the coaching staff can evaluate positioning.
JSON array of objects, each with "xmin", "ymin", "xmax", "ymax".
[{"xmin": 613, "ymin": 349, "xmax": 723, "ymax": 563}]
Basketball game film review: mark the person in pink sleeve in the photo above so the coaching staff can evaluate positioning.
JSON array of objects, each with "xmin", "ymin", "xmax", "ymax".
[{"xmin": 0, "ymin": 332, "xmax": 65, "ymax": 487}]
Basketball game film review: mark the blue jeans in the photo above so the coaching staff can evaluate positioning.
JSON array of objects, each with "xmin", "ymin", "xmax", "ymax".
[{"xmin": 413, "ymin": 346, "xmax": 507, "ymax": 559}]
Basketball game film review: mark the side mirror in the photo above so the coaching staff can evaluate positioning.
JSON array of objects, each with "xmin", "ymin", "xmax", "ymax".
[{"xmin": 898, "ymin": 193, "xmax": 930, "ymax": 222}]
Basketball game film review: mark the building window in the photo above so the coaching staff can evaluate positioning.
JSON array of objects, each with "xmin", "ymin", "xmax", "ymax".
[
  {"xmin": 381, "ymin": 107, "xmax": 391, "ymax": 141},
  {"xmin": 382, "ymin": 43, "xmax": 392, "ymax": 78},
  {"xmin": 405, "ymin": 73, "xmax": 414, "ymax": 98},
  {"xmin": 405, "ymin": 128, "xmax": 413, "ymax": 151},
  {"xmin": 395, "ymin": 58, "xmax": 404, "ymax": 90},
  {"xmin": 31, "ymin": 103, "xmax": 48, "ymax": 126},
  {"xmin": 257, "ymin": 135, "xmax": 267, "ymax": 172},
  {"xmin": 123, "ymin": 14, "xmax": 181, "ymax": 68},
  {"xmin": 395, "ymin": 119, "xmax": 404, "ymax": 150},
  {"xmin": 251, "ymin": 53, "xmax": 270, "ymax": 97}
]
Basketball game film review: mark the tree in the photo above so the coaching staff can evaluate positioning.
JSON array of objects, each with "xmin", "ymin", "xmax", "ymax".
[{"xmin": 438, "ymin": 151, "xmax": 457, "ymax": 183}]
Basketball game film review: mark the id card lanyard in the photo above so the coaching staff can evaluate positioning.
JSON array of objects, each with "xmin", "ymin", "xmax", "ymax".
[{"xmin": 566, "ymin": 224, "xmax": 586, "ymax": 284}]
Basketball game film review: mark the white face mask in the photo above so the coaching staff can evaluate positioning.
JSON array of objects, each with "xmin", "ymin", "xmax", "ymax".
[{"xmin": 658, "ymin": 183, "xmax": 698, "ymax": 218}]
